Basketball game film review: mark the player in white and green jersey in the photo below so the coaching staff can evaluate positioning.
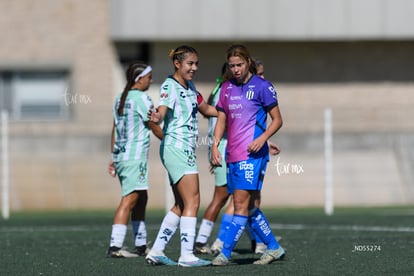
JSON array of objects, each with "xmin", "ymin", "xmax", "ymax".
[
  {"xmin": 107, "ymin": 62, "xmax": 163, "ymax": 259},
  {"xmin": 158, "ymin": 77, "xmax": 202, "ymax": 184},
  {"xmin": 113, "ymin": 91, "xmax": 153, "ymax": 164},
  {"xmin": 146, "ymin": 45, "xmax": 216, "ymax": 267},
  {"xmin": 159, "ymin": 77, "xmax": 199, "ymax": 151}
]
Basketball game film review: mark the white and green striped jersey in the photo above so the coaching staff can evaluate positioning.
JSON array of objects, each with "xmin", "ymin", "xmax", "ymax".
[
  {"xmin": 112, "ymin": 89, "xmax": 154, "ymax": 162},
  {"xmin": 158, "ymin": 76, "xmax": 200, "ymax": 151}
]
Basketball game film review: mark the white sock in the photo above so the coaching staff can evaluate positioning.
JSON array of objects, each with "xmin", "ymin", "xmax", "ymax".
[
  {"xmin": 196, "ymin": 219, "xmax": 214, "ymax": 244},
  {"xmin": 132, "ymin": 220, "xmax": 147, "ymax": 247},
  {"xmin": 180, "ymin": 216, "xmax": 197, "ymax": 261},
  {"xmin": 150, "ymin": 211, "xmax": 180, "ymax": 255},
  {"xmin": 109, "ymin": 224, "xmax": 127, "ymax": 248}
]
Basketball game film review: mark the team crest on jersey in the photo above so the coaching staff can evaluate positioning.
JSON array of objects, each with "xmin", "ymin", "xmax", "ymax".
[{"xmin": 246, "ymin": 88, "xmax": 255, "ymax": 100}]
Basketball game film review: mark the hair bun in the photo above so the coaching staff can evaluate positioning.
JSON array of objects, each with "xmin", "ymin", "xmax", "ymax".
[{"xmin": 168, "ymin": 49, "xmax": 175, "ymax": 59}]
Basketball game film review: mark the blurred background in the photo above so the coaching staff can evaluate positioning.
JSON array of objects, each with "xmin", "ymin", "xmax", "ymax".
[{"xmin": 0, "ymin": 0, "xmax": 413, "ymax": 212}]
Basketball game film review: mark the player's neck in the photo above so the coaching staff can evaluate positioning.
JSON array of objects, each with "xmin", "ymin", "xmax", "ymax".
[
  {"xmin": 237, "ymin": 72, "xmax": 252, "ymax": 85},
  {"xmin": 173, "ymin": 73, "xmax": 188, "ymax": 88}
]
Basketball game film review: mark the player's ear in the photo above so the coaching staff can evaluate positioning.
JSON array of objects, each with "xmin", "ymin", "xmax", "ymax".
[
  {"xmin": 246, "ymin": 57, "xmax": 252, "ymax": 67},
  {"xmin": 173, "ymin": 59, "xmax": 180, "ymax": 70}
]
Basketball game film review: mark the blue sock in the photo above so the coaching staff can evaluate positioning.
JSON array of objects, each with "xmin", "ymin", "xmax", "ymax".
[
  {"xmin": 221, "ymin": 215, "xmax": 248, "ymax": 259},
  {"xmin": 217, "ymin": 213, "xmax": 233, "ymax": 242},
  {"xmin": 246, "ymin": 223, "xmax": 263, "ymax": 243},
  {"xmin": 249, "ymin": 208, "xmax": 280, "ymax": 250}
]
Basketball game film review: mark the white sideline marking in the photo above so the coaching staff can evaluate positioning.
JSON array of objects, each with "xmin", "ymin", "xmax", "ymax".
[{"xmin": 1, "ymin": 224, "xmax": 414, "ymax": 233}]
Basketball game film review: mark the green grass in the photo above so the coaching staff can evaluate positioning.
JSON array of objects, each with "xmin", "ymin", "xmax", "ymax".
[{"xmin": 1, "ymin": 207, "xmax": 414, "ymax": 275}]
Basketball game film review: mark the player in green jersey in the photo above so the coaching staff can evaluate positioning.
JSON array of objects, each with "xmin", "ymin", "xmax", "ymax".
[
  {"xmin": 107, "ymin": 61, "xmax": 162, "ymax": 258},
  {"xmin": 146, "ymin": 45, "xmax": 216, "ymax": 267}
]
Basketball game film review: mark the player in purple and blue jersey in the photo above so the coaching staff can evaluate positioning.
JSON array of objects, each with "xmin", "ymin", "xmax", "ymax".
[{"xmin": 211, "ymin": 45, "xmax": 285, "ymax": 265}]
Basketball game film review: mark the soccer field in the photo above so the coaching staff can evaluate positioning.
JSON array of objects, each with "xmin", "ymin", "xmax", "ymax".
[{"xmin": 1, "ymin": 207, "xmax": 413, "ymax": 275}]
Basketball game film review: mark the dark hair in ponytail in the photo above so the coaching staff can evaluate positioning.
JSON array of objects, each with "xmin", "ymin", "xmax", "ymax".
[{"xmin": 117, "ymin": 61, "xmax": 148, "ymax": 116}]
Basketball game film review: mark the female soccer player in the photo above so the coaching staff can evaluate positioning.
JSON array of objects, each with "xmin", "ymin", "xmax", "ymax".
[
  {"xmin": 145, "ymin": 45, "xmax": 215, "ymax": 267},
  {"xmin": 107, "ymin": 62, "xmax": 163, "ymax": 258},
  {"xmin": 195, "ymin": 61, "xmax": 280, "ymax": 256},
  {"xmin": 210, "ymin": 45, "xmax": 285, "ymax": 265}
]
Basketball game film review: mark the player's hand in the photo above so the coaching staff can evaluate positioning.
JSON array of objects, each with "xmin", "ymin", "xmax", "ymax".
[
  {"xmin": 147, "ymin": 108, "xmax": 161, "ymax": 123},
  {"xmin": 268, "ymin": 141, "xmax": 281, "ymax": 155},
  {"xmin": 108, "ymin": 160, "xmax": 116, "ymax": 177},
  {"xmin": 247, "ymin": 136, "xmax": 266, "ymax": 153},
  {"xmin": 210, "ymin": 146, "xmax": 222, "ymax": 167}
]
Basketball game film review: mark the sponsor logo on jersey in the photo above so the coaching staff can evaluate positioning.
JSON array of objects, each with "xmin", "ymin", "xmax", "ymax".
[
  {"xmin": 239, "ymin": 161, "xmax": 254, "ymax": 183},
  {"xmin": 230, "ymin": 95, "xmax": 242, "ymax": 100},
  {"xmin": 228, "ymin": 103, "xmax": 243, "ymax": 110},
  {"xmin": 268, "ymin": 86, "xmax": 277, "ymax": 99},
  {"xmin": 230, "ymin": 113, "xmax": 242, "ymax": 119}
]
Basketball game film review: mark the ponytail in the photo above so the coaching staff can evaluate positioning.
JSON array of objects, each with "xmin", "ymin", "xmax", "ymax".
[{"xmin": 117, "ymin": 62, "xmax": 148, "ymax": 116}]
